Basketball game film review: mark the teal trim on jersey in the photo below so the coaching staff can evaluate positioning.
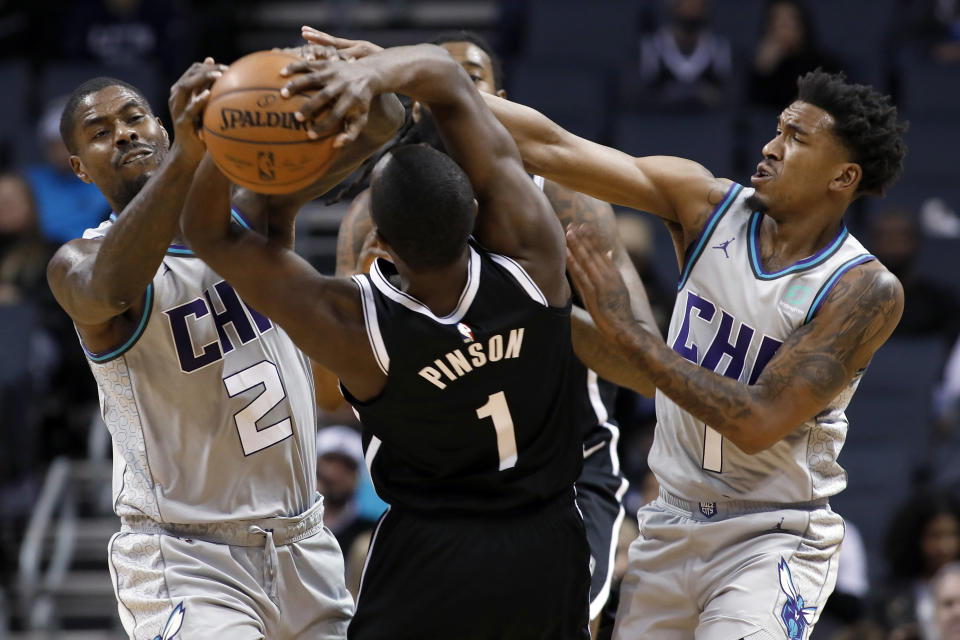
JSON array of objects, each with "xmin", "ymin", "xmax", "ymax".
[
  {"xmin": 108, "ymin": 212, "xmax": 202, "ymax": 257},
  {"xmin": 231, "ymin": 207, "xmax": 253, "ymax": 230},
  {"xmin": 749, "ymin": 214, "xmax": 849, "ymax": 280},
  {"xmin": 83, "ymin": 284, "xmax": 154, "ymax": 363},
  {"xmin": 803, "ymin": 254, "xmax": 875, "ymax": 324},
  {"xmin": 676, "ymin": 183, "xmax": 743, "ymax": 291}
]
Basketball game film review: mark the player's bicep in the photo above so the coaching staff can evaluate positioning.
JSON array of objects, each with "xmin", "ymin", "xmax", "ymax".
[
  {"xmin": 47, "ymin": 239, "xmax": 126, "ymax": 325},
  {"xmin": 750, "ymin": 264, "xmax": 904, "ymax": 438}
]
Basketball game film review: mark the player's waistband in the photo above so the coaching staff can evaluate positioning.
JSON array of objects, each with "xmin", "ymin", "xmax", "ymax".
[
  {"xmin": 657, "ymin": 488, "xmax": 829, "ymax": 522},
  {"xmin": 119, "ymin": 494, "xmax": 326, "ymax": 547}
]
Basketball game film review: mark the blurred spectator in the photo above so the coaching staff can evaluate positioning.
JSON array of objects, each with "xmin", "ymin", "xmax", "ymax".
[
  {"xmin": 879, "ymin": 490, "xmax": 960, "ymax": 639},
  {"xmin": 747, "ymin": 0, "xmax": 843, "ymax": 109},
  {"xmin": 0, "ymin": 173, "xmax": 53, "ymax": 303},
  {"xmin": 23, "ymin": 95, "xmax": 109, "ymax": 244},
  {"xmin": 868, "ymin": 208, "xmax": 960, "ymax": 341},
  {"xmin": 935, "ymin": 562, "xmax": 960, "ymax": 640},
  {"xmin": 615, "ymin": 213, "xmax": 675, "ymax": 335},
  {"xmin": 868, "ymin": 208, "xmax": 960, "ymax": 435},
  {"xmin": 315, "ymin": 425, "xmax": 377, "ymax": 596},
  {"xmin": 902, "ymin": 0, "xmax": 960, "ymax": 63},
  {"xmin": 58, "ymin": 0, "xmax": 192, "ymax": 88},
  {"xmin": 624, "ymin": 0, "xmax": 733, "ymax": 111},
  {"xmin": 818, "ymin": 518, "xmax": 871, "ymax": 636}
]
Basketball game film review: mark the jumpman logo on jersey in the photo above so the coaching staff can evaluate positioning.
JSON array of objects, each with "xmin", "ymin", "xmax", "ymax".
[{"xmin": 712, "ymin": 237, "xmax": 735, "ymax": 258}]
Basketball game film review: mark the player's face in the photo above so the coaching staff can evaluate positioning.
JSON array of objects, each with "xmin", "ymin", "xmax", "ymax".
[
  {"xmin": 936, "ymin": 573, "xmax": 960, "ymax": 640},
  {"xmin": 440, "ymin": 42, "xmax": 503, "ymax": 98},
  {"xmin": 69, "ymin": 85, "xmax": 169, "ymax": 204},
  {"xmin": 750, "ymin": 101, "xmax": 855, "ymax": 216}
]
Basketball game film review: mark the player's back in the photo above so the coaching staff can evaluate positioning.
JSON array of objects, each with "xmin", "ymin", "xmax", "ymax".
[
  {"xmin": 346, "ymin": 242, "xmax": 588, "ymax": 513},
  {"xmin": 81, "ymin": 215, "xmax": 317, "ymax": 524}
]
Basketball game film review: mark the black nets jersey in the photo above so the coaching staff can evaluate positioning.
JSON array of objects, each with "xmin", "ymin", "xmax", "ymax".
[{"xmin": 343, "ymin": 242, "xmax": 589, "ymax": 513}]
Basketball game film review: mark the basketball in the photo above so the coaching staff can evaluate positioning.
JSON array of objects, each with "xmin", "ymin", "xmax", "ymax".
[{"xmin": 202, "ymin": 50, "xmax": 339, "ymax": 195}]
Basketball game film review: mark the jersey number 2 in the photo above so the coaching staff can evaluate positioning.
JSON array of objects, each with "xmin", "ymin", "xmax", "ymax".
[
  {"xmin": 476, "ymin": 391, "xmax": 518, "ymax": 470},
  {"xmin": 224, "ymin": 361, "xmax": 293, "ymax": 456},
  {"xmin": 702, "ymin": 425, "xmax": 722, "ymax": 472}
]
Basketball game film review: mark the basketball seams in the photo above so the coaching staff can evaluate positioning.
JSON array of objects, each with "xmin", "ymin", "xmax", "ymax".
[
  {"xmin": 200, "ymin": 126, "xmax": 339, "ymax": 146},
  {"xmin": 202, "ymin": 50, "xmax": 340, "ymax": 193}
]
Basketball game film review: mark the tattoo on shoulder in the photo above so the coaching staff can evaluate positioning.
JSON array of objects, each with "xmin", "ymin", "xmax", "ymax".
[
  {"xmin": 543, "ymin": 180, "xmax": 614, "ymax": 242},
  {"xmin": 772, "ymin": 266, "xmax": 902, "ymax": 403}
]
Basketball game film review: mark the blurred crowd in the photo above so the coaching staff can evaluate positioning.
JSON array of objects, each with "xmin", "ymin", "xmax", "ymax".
[{"xmin": 0, "ymin": 0, "xmax": 958, "ymax": 638}]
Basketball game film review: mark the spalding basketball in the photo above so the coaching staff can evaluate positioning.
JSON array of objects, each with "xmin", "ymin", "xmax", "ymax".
[{"xmin": 202, "ymin": 50, "xmax": 339, "ymax": 195}]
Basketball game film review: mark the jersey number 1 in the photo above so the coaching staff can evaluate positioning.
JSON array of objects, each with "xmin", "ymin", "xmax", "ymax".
[
  {"xmin": 224, "ymin": 361, "xmax": 293, "ymax": 456},
  {"xmin": 476, "ymin": 391, "xmax": 518, "ymax": 470},
  {"xmin": 702, "ymin": 425, "xmax": 722, "ymax": 472}
]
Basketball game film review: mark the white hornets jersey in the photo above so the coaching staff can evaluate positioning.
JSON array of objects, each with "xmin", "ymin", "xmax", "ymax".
[
  {"xmin": 80, "ymin": 212, "xmax": 317, "ymax": 524},
  {"xmin": 650, "ymin": 183, "xmax": 874, "ymax": 505}
]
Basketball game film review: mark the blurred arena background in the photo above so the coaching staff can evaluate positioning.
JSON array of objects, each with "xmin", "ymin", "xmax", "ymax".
[{"xmin": 0, "ymin": 1, "xmax": 958, "ymax": 638}]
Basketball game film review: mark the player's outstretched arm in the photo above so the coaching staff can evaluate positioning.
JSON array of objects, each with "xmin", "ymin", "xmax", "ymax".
[
  {"xmin": 541, "ymin": 180, "xmax": 659, "ymax": 396},
  {"xmin": 481, "ymin": 93, "xmax": 729, "ymax": 239},
  {"xmin": 182, "ymin": 154, "xmax": 386, "ymax": 401},
  {"xmin": 281, "ymin": 43, "xmax": 569, "ymax": 306},
  {"xmin": 47, "ymin": 60, "xmax": 223, "ymax": 338},
  {"xmin": 566, "ymin": 223, "xmax": 904, "ymax": 454}
]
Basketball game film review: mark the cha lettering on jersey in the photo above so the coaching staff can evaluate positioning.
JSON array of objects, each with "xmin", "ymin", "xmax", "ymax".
[
  {"xmin": 419, "ymin": 328, "xmax": 524, "ymax": 390},
  {"xmin": 165, "ymin": 280, "xmax": 273, "ymax": 373},
  {"xmin": 672, "ymin": 291, "xmax": 782, "ymax": 383}
]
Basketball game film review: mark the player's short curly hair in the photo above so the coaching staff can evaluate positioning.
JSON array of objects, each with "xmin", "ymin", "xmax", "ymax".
[
  {"xmin": 60, "ymin": 76, "xmax": 151, "ymax": 154},
  {"xmin": 370, "ymin": 144, "xmax": 475, "ymax": 271},
  {"xmin": 796, "ymin": 69, "xmax": 908, "ymax": 197}
]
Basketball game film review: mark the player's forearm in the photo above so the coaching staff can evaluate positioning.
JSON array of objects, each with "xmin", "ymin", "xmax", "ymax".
[
  {"xmin": 611, "ymin": 324, "xmax": 788, "ymax": 453},
  {"xmin": 362, "ymin": 44, "xmax": 478, "ymax": 111},
  {"xmin": 86, "ymin": 148, "xmax": 199, "ymax": 312},
  {"xmin": 182, "ymin": 153, "xmax": 240, "ymax": 265},
  {"xmin": 481, "ymin": 93, "xmax": 568, "ymax": 177},
  {"xmin": 571, "ymin": 306, "xmax": 656, "ymax": 397}
]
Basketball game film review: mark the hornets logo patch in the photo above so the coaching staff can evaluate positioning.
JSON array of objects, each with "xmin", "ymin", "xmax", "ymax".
[
  {"xmin": 778, "ymin": 559, "xmax": 816, "ymax": 639},
  {"xmin": 153, "ymin": 602, "xmax": 185, "ymax": 640}
]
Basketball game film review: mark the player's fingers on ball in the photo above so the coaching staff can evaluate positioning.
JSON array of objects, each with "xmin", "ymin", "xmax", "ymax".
[
  {"xmin": 297, "ymin": 87, "xmax": 339, "ymax": 124},
  {"xmin": 335, "ymin": 115, "xmax": 367, "ymax": 148},
  {"xmin": 183, "ymin": 88, "xmax": 212, "ymax": 120},
  {"xmin": 301, "ymin": 27, "xmax": 340, "ymax": 46},
  {"xmin": 279, "ymin": 59, "xmax": 319, "ymax": 78},
  {"xmin": 182, "ymin": 67, "xmax": 222, "ymax": 94}
]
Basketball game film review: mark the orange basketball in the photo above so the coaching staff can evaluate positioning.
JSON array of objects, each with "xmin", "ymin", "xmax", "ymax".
[{"xmin": 202, "ymin": 50, "xmax": 339, "ymax": 195}]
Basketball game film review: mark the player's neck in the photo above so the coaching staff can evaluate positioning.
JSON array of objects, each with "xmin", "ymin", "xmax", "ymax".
[
  {"xmin": 399, "ymin": 252, "xmax": 471, "ymax": 317},
  {"xmin": 757, "ymin": 212, "xmax": 845, "ymax": 269}
]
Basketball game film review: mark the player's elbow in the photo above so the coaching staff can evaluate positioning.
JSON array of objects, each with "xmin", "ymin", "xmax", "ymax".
[{"xmin": 725, "ymin": 414, "xmax": 796, "ymax": 455}]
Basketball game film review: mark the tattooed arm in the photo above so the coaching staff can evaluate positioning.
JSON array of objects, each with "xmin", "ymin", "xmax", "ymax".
[
  {"xmin": 541, "ymin": 179, "xmax": 659, "ymax": 396},
  {"xmin": 566, "ymin": 224, "xmax": 904, "ymax": 453}
]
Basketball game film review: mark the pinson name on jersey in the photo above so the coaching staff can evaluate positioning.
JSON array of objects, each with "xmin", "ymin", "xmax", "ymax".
[{"xmin": 419, "ymin": 328, "xmax": 525, "ymax": 390}]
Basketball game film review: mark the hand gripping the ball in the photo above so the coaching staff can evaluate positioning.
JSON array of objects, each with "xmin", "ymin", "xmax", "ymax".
[
  {"xmin": 280, "ymin": 56, "xmax": 379, "ymax": 149},
  {"xmin": 299, "ymin": 26, "xmax": 383, "ymax": 60},
  {"xmin": 168, "ymin": 57, "xmax": 227, "ymax": 165}
]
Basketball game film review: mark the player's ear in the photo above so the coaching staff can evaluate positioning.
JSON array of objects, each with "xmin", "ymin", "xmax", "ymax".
[
  {"xmin": 157, "ymin": 119, "xmax": 170, "ymax": 148},
  {"xmin": 411, "ymin": 101, "xmax": 422, "ymax": 124},
  {"xmin": 69, "ymin": 155, "xmax": 92, "ymax": 183},
  {"xmin": 472, "ymin": 198, "xmax": 478, "ymax": 218},
  {"xmin": 830, "ymin": 162, "xmax": 861, "ymax": 196}
]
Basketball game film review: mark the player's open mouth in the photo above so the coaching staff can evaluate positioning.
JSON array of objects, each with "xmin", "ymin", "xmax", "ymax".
[
  {"xmin": 751, "ymin": 163, "xmax": 774, "ymax": 184},
  {"xmin": 121, "ymin": 148, "xmax": 153, "ymax": 165}
]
